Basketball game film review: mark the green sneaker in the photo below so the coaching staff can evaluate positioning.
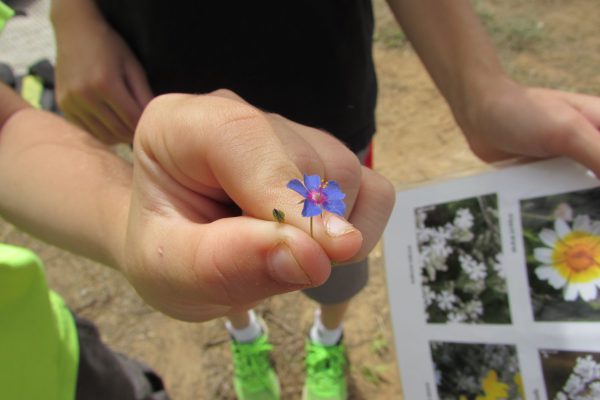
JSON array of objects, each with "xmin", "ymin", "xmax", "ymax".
[
  {"xmin": 231, "ymin": 333, "xmax": 281, "ymax": 400},
  {"xmin": 302, "ymin": 339, "xmax": 348, "ymax": 400}
]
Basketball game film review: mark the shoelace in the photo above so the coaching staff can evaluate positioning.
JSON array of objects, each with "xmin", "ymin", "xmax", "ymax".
[{"xmin": 306, "ymin": 344, "xmax": 345, "ymax": 387}]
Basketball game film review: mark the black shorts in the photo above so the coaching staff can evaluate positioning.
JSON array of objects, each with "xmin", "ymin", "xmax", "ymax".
[{"xmin": 74, "ymin": 315, "xmax": 169, "ymax": 400}]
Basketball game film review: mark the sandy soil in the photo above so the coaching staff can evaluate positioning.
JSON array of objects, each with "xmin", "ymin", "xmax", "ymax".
[{"xmin": 1, "ymin": 0, "xmax": 599, "ymax": 398}]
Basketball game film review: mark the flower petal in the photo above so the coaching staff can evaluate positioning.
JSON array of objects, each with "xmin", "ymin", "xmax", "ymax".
[
  {"xmin": 577, "ymin": 283, "xmax": 598, "ymax": 301},
  {"xmin": 573, "ymin": 214, "xmax": 592, "ymax": 232},
  {"xmin": 534, "ymin": 247, "xmax": 553, "ymax": 264},
  {"xmin": 287, "ymin": 179, "xmax": 308, "ymax": 198},
  {"xmin": 303, "ymin": 174, "xmax": 321, "ymax": 191},
  {"xmin": 563, "ymin": 284, "xmax": 580, "ymax": 301},
  {"xmin": 324, "ymin": 199, "xmax": 346, "ymax": 216},
  {"xmin": 539, "ymin": 228, "xmax": 558, "ymax": 248},
  {"xmin": 302, "ymin": 199, "xmax": 322, "ymax": 217},
  {"xmin": 323, "ymin": 181, "xmax": 346, "ymax": 200},
  {"xmin": 535, "ymin": 266, "xmax": 566, "ymax": 289},
  {"xmin": 555, "ymin": 218, "xmax": 571, "ymax": 239}
]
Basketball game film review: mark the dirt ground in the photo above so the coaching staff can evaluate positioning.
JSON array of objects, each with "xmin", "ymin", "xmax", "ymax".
[{"xmin": 1, "ymin": 0, "xmax": 599, "ymax": 399}]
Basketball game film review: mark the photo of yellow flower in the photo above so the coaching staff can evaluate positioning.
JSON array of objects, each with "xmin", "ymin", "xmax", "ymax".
[
  {"xmin": 520, "ymin": 187, "xmax": 600, "ymax": 321},
  {"xmin": 431, "ymin": 341, "xmax": 523, "ymax": 400},
  {"xmin": 534, "ymin": 217, "xmax": 600, "ymax": 302}
]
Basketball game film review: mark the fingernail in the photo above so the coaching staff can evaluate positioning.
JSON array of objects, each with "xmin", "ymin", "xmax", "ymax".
[
  {"xmin": 267, "ymin": 244, "xmax": 311, "ymax": 285},
  {"xmin": 324, "ymin": 213, "xmax": 356, "ymax": 237}
]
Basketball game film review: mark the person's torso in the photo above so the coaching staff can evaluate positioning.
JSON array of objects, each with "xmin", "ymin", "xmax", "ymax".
[{"xmin": 97, "ymin": 0, "xmax": 378, "ymax": 151}]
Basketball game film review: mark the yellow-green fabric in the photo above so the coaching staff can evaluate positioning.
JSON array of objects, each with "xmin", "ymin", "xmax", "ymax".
[
  {"xmin": 0, "ymin": 1, "xmax": 13, "ymax": 33},
  {"xmin": 0, "ymin": 243, "xmax": 79, "ymax": 400},
  {"xmin": 20, "ymin": 74, "xmax": 44, "ymax": 108}
]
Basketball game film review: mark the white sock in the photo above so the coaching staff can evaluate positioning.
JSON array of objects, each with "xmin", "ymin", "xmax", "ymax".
[
  {"xmin": 309, "ymin": 309, "xmax": 343, "ymax": 346},
  {"xmin": 225, "ymin": 310, "xmax": 263, "ymax": 343}
]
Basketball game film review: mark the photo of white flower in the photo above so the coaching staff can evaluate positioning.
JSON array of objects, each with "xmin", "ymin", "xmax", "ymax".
[
  {"xmin": 540, "ymin": 350, "xmax": 600, "ymax": 400},
  {"xmin": 534, "ymin": 216, "xmax": 600, "ymax": 302},
  {"xmin": 416, "ymin": 194, "xmax": 510, "ymax": 324},
  {"xmin": 520, "ymin": 187, "xmax": 600, "ymax": 321}
]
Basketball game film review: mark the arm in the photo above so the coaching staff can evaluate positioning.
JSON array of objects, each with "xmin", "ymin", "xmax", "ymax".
[
  {"xmin": 0, "ymin": 83, "xmax": 131, "ymax": 267},
  {"xmin": 0, "ymin": 85, "xmax": 395, "ymax": 321},
  {"xmin": 386, "ymin": 0, "xmax": 505, "ymax": 119},
  {"xmin": 387, "ymin": 0, "xmax": 600, "ymax": 175},
  {"xmin": 51, "ymin": 0, "xmax": 153, "ymax": 144}
]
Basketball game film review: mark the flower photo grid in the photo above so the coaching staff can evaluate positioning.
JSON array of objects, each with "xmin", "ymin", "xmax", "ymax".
[
  {"xmin": 520, "ymin": 187, "xmax": 600, "ymax": 321},
  {"xmin": 416, "ymin": 194, "xmax": 511, "ymax": 324},
  {"xmin": 384, "ymin": 158, "xmax": 600, "ymax": 400}
]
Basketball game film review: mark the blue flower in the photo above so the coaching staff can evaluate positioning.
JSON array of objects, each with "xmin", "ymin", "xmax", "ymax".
[{"xmin": 287, "ymin": 174, "xmax": 346, "ymax": 217}]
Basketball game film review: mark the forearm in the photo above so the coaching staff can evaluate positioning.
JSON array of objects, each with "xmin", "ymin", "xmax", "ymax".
[
  {"xmin": 0, "ymin": 86, "xmax": 131, "ymax": 268},
  {"xmin": 51, "ymin": 0, "xmax": 108, "ymax": 38},
  {"xmin": 386, "ymin": 0, "xmax": 510, "ymax": 123}
]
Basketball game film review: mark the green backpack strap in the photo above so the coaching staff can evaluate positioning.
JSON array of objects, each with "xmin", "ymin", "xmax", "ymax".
[{"xmin": 0, "ymin": 244, "xmax": 79, "ymax": 400}]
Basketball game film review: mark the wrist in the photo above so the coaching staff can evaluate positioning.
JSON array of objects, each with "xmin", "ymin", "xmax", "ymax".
[
  {"xmin": 101, "ymin": 183, "xmax": 131, "ymax": 271},
  {"xmin": 451, "ymin": 72, "xmax": 516, "ymax": 137}
]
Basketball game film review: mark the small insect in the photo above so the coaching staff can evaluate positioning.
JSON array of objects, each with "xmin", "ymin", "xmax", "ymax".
[{"xmin": 272, "ymin": 208, "xmax": 286, "ymax": 223}]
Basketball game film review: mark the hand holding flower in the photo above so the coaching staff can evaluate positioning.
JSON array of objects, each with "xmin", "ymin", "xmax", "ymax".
[{"xmin": 122, "ymin": 90, "xmax": 395, "ymax": 321}]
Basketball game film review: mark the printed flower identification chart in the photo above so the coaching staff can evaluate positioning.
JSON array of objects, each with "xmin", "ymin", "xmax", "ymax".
[{"xmin": 383, "ymin": 157, "xmax": 600, "ymax": 400}]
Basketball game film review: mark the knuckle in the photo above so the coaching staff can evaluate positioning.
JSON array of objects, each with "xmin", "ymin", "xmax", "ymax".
[
  {"xmin": 210, "ymin": 88, "xmax": 235, "ymax": 97},
  {"xmin": 362, "ymin": 169, "xmax": 396, "ymax": 216},
  {"xmin": 138, "ymin": 94, "xmax": 184, "ymax": 127},
  {"xmin": 149, "ymin": 93, "xmax": 186, "ymax": 107},
  {"xmin": 378, "ymin": 175, "xmax": 397, "ymax": 212},
  {"xmin": 332, "ymin": 149, "xmax": 362, "ymax": 189},
  {"xmin": 65, "ymin": 83, "xmax": 93, "ymax": 102},
  {"xmin": 212, "ymin": 104, "xmax": 271, "ymax": 147},
  {"xmin": 542, "ymin": 114, "xmax": 582, "ymax": 155},
  {"xmin": 219, "ymin": 102, "xmax": 266, "ymax": 128},
  {"xmin": 88, "ymin": 70, "xmax": 114, "ymax": 92}
]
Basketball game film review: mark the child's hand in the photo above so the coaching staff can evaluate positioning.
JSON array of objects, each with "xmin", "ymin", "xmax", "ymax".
[
  {"xmin": 458, "ymin": 81, "xmax": 600, "ymax": 176},
  {"xmin": 121, "ymin": 91, "xmax": 395, "ymax": 321},
  {"xmin": 53, "ymin": 1, "xmax": 152, "ymax": 144}
]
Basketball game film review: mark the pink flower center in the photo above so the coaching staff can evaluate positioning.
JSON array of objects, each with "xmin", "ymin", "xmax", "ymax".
[{"xmin": 309, "ymin": 189, "xmax": 327, "ymax": 205}]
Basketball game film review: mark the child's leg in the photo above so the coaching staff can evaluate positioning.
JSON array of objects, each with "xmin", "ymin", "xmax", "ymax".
[
  {"xmin": 226, "ymin": 310, "xmax": 280, "ymax": 400},
  {"xmin": 319, "ymin": 301, "xmax": 351, "ymax": 330},
  {"xmin": 225, "ymin": 310, "xmax": 263, "ymax": 343},
  {"xmin": 227, "ymin": 310, "xmax": 250, "ymax": 329}
]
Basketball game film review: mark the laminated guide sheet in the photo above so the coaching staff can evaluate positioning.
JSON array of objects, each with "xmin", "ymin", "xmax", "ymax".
[{"xmin": 383, "ymin": 157, "xmax": 600, "ymax": 400}]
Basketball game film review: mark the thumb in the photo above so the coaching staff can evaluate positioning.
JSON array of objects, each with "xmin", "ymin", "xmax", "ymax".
[
  {"xmin": 127, "ymin": 215, "xmax": 331, "ymax": 322},
  {"xmin": 194, "ymin": 217, "xmax": 332, "ymax": 298}
]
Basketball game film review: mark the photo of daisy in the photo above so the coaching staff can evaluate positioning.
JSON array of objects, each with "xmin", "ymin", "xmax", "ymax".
[
  {"xmin": 539, "ymin": 349, "xmax": 600, "ymax": 400},
  {"xmin": 431, "ymin": 341, "xmax": 524, "ymax": 400},
  {"xmin": 520, "ymin": 187, "xmax": 600, "ymax": 321},
  {"xmin": 415, "ymin": 194, "xmax": 511, "ymax": 324}
]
